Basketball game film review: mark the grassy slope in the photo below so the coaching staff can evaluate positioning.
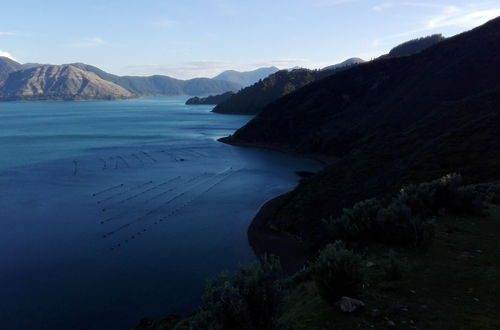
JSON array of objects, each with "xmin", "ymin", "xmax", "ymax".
[
  {"xmin": 136, "ymin": 204, "xmax": 500, "ymax": 329},
  {"xmin": 279, "ymin": 205, "xmax": 500, "ymax": 329}
]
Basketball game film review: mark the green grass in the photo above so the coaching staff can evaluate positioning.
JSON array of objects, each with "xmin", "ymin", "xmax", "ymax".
[{"xmin": 278, "ymin": 204, "xmax": 500, "ymax": 329}]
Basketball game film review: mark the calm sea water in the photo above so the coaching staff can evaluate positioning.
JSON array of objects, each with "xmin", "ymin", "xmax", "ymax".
[{"xmin": 0, "ymin": 97, "xmax": 322, "ymax": 330}]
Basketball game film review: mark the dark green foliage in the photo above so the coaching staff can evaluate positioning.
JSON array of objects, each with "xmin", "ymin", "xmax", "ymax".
[
  {"xmin": 188, "ymin": 256, "xmax": 283, "ymax": 330},
  {"xmin": 312, "ymin": 241, "xmax": 364, "ymax": 303},
  {"xmin": 325, "ymin": 174, "xmax": 484, "ymax": 248},
  {"xmin": 374, "ymin": 201, "xmax": 435, "ymax": 248},
  {"xmin": 467, "ymin": 181, "xmax": 500, "ymax": 205},
  {"xmin": 388, "ymin": 34, "xmax": 445, "ymax": 57},
  {"xmin": 324, "ymin": 198, "xmax": 382, "ymax": 242},
  {"xmin": 213, "ymin": 69, "xmax": 331, "ymax": 115},
  {"xmin": 397, "ymin": 173, "xmax": 483, "ymax": 217},
  {"xmin": 186, "ymin": 92, "xmax": 235, "ymax": 105},
  {"xmin": 382, "ymin": 252, "xmax": 405, "ymax": 281}
]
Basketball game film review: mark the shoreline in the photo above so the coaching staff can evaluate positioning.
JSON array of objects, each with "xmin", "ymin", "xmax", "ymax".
[
  {"xmin": 218, "ymin": 136, "xmax": 337, "ymax": 166},
  {"xmin": 219, "ymin": 136, "xmax": 334, "ymax": 273},
  {"xmin": 248, "ymin": 193, "xmax": 310, "ymax": 274}
]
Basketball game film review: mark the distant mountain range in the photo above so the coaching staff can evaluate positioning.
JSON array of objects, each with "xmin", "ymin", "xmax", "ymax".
[
  {"xmin": 69, "ymin": 63, "xmax": 241, "ymax": 97},
  {"xmin": 220, "ymin": 17, "xmax": 500, "ymax": 243},
  {"xmin": 0, "ymin": 32, "xmax": 448, "ymax": 102},
  {"xmin": 213, "ymin": 67, "xmax": 279, "ymax": 87},
  {"xmin": 0, "ymin": 58, "xmax": 245, "ymax": 101}
]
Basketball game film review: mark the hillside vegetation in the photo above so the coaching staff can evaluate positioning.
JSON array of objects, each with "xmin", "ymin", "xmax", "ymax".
[
  {"xmin": 212, "ymin": 57, "xmax": 369, "ymax": 115},
  {"xmin": 185, "ymin": 92, "xmax": 235, "ymax": 105},
  {"xmin": 221, "ymin": 17, "xmax": 500, "ymax": 245},
  {"xmin": 388, "ymin": 34, "xmax": 445, "ymax": 57},
  {"xmin": 137, "ymin": 179, "xmax": 500, "ymax": 329},
  {"xmin": 212, "ymin": 69, "xmax": 330, "ymax": 115}
]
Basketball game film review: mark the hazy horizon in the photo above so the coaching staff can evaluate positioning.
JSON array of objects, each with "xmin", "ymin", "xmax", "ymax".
[{"xmin": 1, "ymin": 1, "xmax": 500, "ymax": 79}]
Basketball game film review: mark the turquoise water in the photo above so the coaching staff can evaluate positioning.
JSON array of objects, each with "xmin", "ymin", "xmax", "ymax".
[{"xmin": 0, "ymin": 97, "xmax": 322, "ymax": 330}]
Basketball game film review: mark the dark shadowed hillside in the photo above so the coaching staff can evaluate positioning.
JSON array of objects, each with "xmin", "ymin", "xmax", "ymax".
[
  {"xmin": 321, "ymin": 57, "xmax": 365, "ymax": 71},
  {"xmin": 212, "ymin": 69, "xmax": 329, "ymax": 115},
  {"xmin": 388, "ymin": 34, "xmax": 445, "ymax": 57},
  {"xmin": 221, "ymin": 17, "xmax": 500, "ymax": 244},
  {"xmin": 212, "ymin": 58, "xmax": 367, "ymax": 115},
  {"xmin": 186, "ymin": 91, "xmax": 235, "ymax": 105}
]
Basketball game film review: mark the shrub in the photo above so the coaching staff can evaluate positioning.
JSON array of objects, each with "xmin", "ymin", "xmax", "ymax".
[
  {"xmin": 324, "ymin": 199, "xmax": 382, "ymax": 242},
  {"xmin": 397, "ymin": 173, "xmax": 483, "ymax": 216},
  {"xmin": 382, "ymin": 251, "xmax": 405, "ymax": 281},
  {"xmin": 323, "ymin": 174, "xmax": 483, "ymax": 249},
  {"xmin": 188, "ymin": 256, "xmax": 283, "ymax": 330},
  {"xmin": 374, "ymin": 199, "xmax": 435, "ymax": 248},
  {"xmin": 312, "ymin": 241, "xmax": 364, "ymax": 303}
]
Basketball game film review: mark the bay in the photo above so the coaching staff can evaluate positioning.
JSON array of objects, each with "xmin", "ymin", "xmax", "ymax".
[{"xmin": 0, "ymin": 97, "xmax": 322, "ymax": 329}]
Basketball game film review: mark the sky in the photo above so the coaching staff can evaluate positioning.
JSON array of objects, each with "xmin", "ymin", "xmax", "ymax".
[{"xmin": 1, "ymin": 0, "xmax": 499, "ymax": 79}]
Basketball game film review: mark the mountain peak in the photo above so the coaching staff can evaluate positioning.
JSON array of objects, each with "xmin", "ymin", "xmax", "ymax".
[{"xmin": 213, "ymin": 67, "xmax": 280, "ymax": 87}]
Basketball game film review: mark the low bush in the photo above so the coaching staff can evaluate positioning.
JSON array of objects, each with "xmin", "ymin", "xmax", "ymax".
[
  {"xmin": 374, "ymin": 200, "xmax": 435, "ymax": 248},
  {"xmin": 324, "ymin": 198, "xmax": 382, "ymax": 242},
  {"xmin": 312, "ymin": 241, "xmax": 364, "ymax": 303},
  {"xmin": 187, "ymin": 256, "xmax": 283, "ymax": 330},
  {"xmin": 398, "ymin": 173, "xmax": 483, "ymax": 217},
  {"xmin": 324, "ymin": 173, "xmax": 482, "ymax": 248},
  {"xmin": 382, "ymin": 251, "xmax": 405, "ymax": 281}
]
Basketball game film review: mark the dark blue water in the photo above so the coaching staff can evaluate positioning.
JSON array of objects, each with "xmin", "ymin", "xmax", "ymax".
[{"xmin": 0, "ymin": 97, "xmax": 322, "ymax": 329}]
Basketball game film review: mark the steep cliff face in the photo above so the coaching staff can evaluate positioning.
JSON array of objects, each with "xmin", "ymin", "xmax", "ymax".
[{"xmin": 0, "ymin": 65, "xmax": 135, "ymax": 101}]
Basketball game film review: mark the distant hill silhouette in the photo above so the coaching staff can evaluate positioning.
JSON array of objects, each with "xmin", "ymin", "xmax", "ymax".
[
  {"xmin": 212, "ymin": 58, "xmax": 366, "ymax": 115},
  {"xmin": 221, "ymin": 17, "xmax": 500, "ymax": 242},
  {"xmin": 212, "ymin": 69, "xmax": 326, "ymax": 114},
  {"xmin": 186, "ymin": 91, "xmax": 235, "ymax": 105},
  {"xmin": 388, "ymin": 34, "xmax": 445, "ymax": 57},
  {"xmin": 213, "ymin": 67, "xmax": 279, "ymax": 87},
  {"xmin": 321, "ymin": 57, "xmax": 365, "ymax": 71},
  {"xmin": 0, "ymin": 65, "xmax": 135, "ymax": 101}
]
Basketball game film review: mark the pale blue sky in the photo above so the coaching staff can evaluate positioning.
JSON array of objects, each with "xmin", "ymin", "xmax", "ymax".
[{"xmin": 1, "ymin": 0, "xmax": 499, "ymax": 79}]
